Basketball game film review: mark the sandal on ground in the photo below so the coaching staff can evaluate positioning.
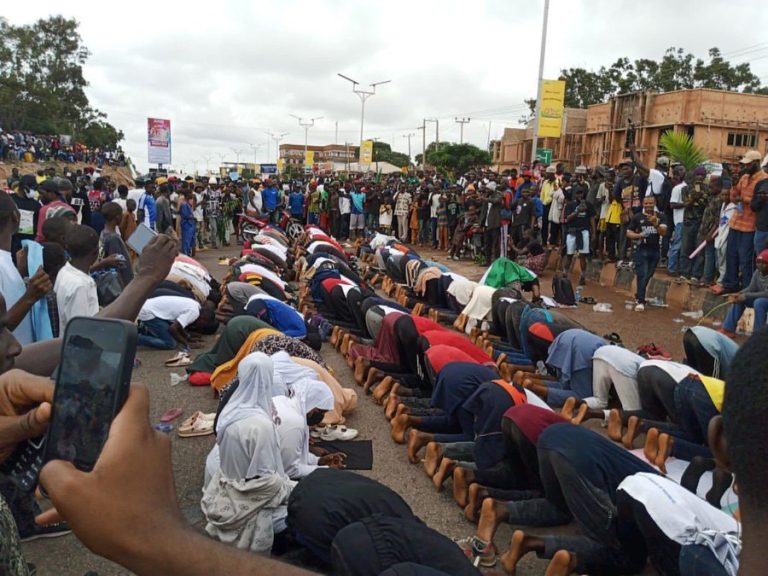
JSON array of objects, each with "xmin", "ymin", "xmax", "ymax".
[
  {"xmin": 164, "ymin": 351, "xmax": 187, "ymax": 366},
  {"xmin": 166, "ymin": 353, "xmax": 192, "ymax": 367},
  {"xmin": 178, "ymin": 412, "xmax": 216, "ymax": 437}
]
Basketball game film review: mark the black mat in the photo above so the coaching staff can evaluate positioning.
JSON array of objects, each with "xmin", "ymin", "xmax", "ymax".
[{"xmin": 314, "ymin": 440, "xmax": 373, "ymax": 470}]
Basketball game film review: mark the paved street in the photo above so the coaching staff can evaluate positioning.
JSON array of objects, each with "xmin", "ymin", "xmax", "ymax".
[{"xmin": 22, "ymin": 244, "xmax": 704, "ymax": 575}]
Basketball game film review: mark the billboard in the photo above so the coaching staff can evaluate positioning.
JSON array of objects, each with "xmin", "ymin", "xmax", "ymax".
[
  {"xmin": 304, "ymin": 150, "xmax": 315, "ymax": 166},
  {"xmin": 359, "ymin": 140, "xmax": 373, "ymax": 166},
  {"xmin": 537, "ymin": 80, "xmax": 566, "ymax": 139},
  {"xmin": 147, "ymin": 118, "xmax": 172, "ymax": 165}
]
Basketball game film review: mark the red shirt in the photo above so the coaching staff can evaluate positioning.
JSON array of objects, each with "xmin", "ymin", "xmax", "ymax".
[
  {"xmin": 503, "ymin": 404, "xmax": 567, "ymax": 444},
  {"xmin": 423, "ymin": 330, "xmax": 492, "ymax": 364}
]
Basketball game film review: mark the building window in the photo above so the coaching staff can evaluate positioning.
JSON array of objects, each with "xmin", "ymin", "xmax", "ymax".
[{"xmin": 727, "ymin": 132, "xmax": 757, "ymax": 148}]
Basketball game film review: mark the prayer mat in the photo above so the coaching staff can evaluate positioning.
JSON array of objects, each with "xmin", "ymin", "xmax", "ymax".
[{"xmin": 315, "ymin": 440, "xmax": 373, "ymax": 470}]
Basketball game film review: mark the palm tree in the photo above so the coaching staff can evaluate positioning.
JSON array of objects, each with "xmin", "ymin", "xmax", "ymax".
[{"xmin": 658, "ymin": 130, "xmax": 707, "ymax": 172}]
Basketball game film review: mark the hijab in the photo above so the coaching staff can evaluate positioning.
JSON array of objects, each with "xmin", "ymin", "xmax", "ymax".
[{"xmin": 216, "ymin": 352, "xmax": 277, "ymax": 438}]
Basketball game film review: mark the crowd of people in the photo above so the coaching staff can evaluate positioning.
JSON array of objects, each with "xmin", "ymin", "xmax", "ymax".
[
  {"xmin": 0, "ymin": 129, "xmax": 127, "ymax": 167},
  {"xmin": 0, "ymin": 149, "xmax": 764, "ymax": 576}
]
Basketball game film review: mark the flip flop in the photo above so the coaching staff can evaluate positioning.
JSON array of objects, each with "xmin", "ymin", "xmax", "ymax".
[
  {"xmin": 164, "ymin": 352, "xmax": 186, "ymax": 366},
  {"xmin": 166, "ymin": 353, "xmax": 192, "ymax": 368},
  {"xmin": 178, "ymin": 412, "xmax": 216, "ymax": 437},
  {"xmin": 160, "ymin": 408, "xmax": 183, "ymax": 423}
]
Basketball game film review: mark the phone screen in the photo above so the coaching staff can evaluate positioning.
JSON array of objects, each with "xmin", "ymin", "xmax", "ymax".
[
  {"xmin": 45, "ymin": 318, "xmax": 137, "ymax": 471},
  {"xmin": 126, "ymin": 223, "xmax": 157, "ymax": 255}
]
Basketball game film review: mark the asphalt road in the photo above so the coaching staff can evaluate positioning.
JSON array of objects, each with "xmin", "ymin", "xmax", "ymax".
[{"xmin": 22, "ymin": 243, "xmax": 702, "ymax": 575}]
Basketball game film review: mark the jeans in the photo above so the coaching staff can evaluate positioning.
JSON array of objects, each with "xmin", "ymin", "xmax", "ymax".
[
  {"xmin": 418, "ymin": 220, "xmax": 430, "ymax": 244},
  {"xmin": 678, "ymin": 544, "xmax": 730, "ymax": 576},
  {"xmin": 754, "ymin": 229, "xmax": 768, "ymax": 254},
  {"xmin": 722, "ymin": 229, "xmax": 755, "ymax": 290},
  {"xmin": 703, "ymin": 241, "xmax": 717, "ymax": 284},
  {"xmin": 430, "ymin": 217, "xmax": 438, "ymax": 246},
  {"xmin": 418, "ymin": 407, "xmax": 475, "ymax": 444},
  {"xmin": 138, "ymin": 318, "xmax": 176, "ymax": 349},
  {"xmin": 679, "ymin": 220, "xmax": 704, "ymax": 278},
  {"xmin": 674, "ymin": 376, "xmax": 718, "ymax": 447},
  {"xmin": 207, "ymin": 216, "xmax": 219, "ymax": 248},
  {"xmin": 722, "ymin": 296, "xmax": 768, "ymax": 332},
  {"xmin": 667, "ymin": 222, "xmax": 683, "ymax": 273},
  {"xmin": 634, "ymin": 245, "xmax": 660, "ymax": 303},
  {"xmin": 545, "ymin": 368, "xmax": 594, "ymax": 408}
]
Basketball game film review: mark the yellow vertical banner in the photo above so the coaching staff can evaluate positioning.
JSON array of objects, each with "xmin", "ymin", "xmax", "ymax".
[
  {"xmin": 277, "ymin": 159, "xmax": 284, "ymax": 171},
  {"xmin": 304, "ymin": 151, "xmax": 315, "ymax": 166},
  {"xmin": 538, "ymin": 79, "xmax": 566, "ymax": 138},
  {"xmin": 359, "ymin": 140, "xmax": 373, "ymax": 165}
]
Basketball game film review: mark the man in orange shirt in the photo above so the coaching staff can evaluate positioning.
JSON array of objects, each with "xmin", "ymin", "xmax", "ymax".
[{"xmin": 715, "ymin": 150, "xmax": 767, "ymax": 294}]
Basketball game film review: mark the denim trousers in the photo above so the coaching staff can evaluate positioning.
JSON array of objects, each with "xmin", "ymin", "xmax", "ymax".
[
  {"xmin": 723, "ymin": 296, "xmax": 768, "ymax": 332},
  {"xmin": 634, "ymin": 245, "xmax": 660, "ymax": 303},
  {"xmin": 678, "ymin": 544, "xmax": 730, "ymax": 576},
  {"xmin": 679, "ymin": 220, "xmax": 704, "ymax": 278},
  {"xmin": 137, "ymin": 318, "xmax": 176, "ymax": 349},
  {"xmin": 667, "ymin": 222, "xmax": 683, "ymax": 273},
  {"xmin": 722, "ymin": 229, "xmax": 755, "ymax": 290},
  {"xmin": 703, "ymin": 241, "xmax": 717, "ymax": 283}
]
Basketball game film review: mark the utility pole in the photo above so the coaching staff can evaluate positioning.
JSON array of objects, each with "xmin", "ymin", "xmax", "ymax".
[
  {"xmin": 335, "ymin": 121, "xmax": 339, "ymax": 144},
  {"xmin": 455, "ymin": 117, "xmax": 471, "ymax": 144},
  {"xmin": 231, "ymin": 147, "xmax": 245, "ymax": 168},
  {"xmin": 266, "ymin": 131, "xmax": 289, "ymax": 169},
  {"xmin": 337, "ymin": 73, "xmax": 391, "ymax": 149},
  {"xmin": 249, "ymin": 143, "xmax": 263, "ymax": 166},
  {"xmin": 530, "ymin": 0, "xmax": 551, "ymax": 164},
  {"xmin": 402, "ymin": 133, "xmax": 415, "ymax": 163},
  {"xmin": 289, "ymin": 114, "xmax": 323, "ymax": 167},
  {"xmin": 487, "ymin": 122, "xmax": 493, "ymax": 150},
  {"xmin": 426, "ymin": 118, "xmax": 439, "ymax": 152},
  {"xmin": 418, "ymin": 121, "xmax": 426, "ymax": 168}
]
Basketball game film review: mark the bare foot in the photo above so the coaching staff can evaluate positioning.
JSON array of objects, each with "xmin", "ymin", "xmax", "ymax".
[
  {"xmin": 407, "ymin": 430, "xmax": 431, "ymax": 464},
  {"xmin": 363, "ymin": 367, "xmax": 382, "ymax": 394},
  {"xmin": 464, "ymin": 483, "xmax": 489, "ymax": 523},
  {"xmin": 384, "ymin": 394, "xmax": 401, "ymax": 420},
  {"xmin": 395, "ymin": 404, "xmax": 409, "ymax": 418},
  {"xmin": 569, "ymin": 403, "xmax": 587, "ymax": 425},
  {"xmin": 607, "ymin": 409, "xmax": 623, "ymax": 442},
  {"xmin": 512, "ymin": 370, "xmax": 527, "ymax": 385},
  {"xmin": 372, "ymin": 376, "xmax": 395, "ymax": 404},
  {"xmin": 423, "ymin": 441, "xmax": 443, "ymax": 477},
  {"xmin": 644, "ymin": 427, "xmax": 660, "ymax": 463},
  {"xmin": 335, "ymin": 330, "xmax": 347, "ymax": 350},
  {"xmin": 390, "ymin": 414, "xmax": 410, "ymax": 444},
  {"xmin": 499, "ymin": 363, "xmax": 512, "ymax": 381},
  {"xmin": 623, "ymin": 415, "xmax": 640, "ymax": 449},
  {"xmin": 500, "ymin": 530, "xmax": 528, "ymax": 575},
  {"xmin": 329, "ymin": 325, "xmax": 341, "ymax": 347},
  {"xmin": 559, "ymin": 397, "xmax": 576, "ymax": 419},
  {"xmin": 656, "ymin": 433, "xmax": 673, "ymax": 475},
  {"xmin": 354, "ymin": 357, "xmax": 368, "ymax": 386},
  {"xmin": 452, "ymin": 467, "xmax": 474, "ymax": 508},
  {"xmin": 432, "ymin": 457, "xmax": 456, "ymax": 491},
  {"xmin": 545, "ymin": 550, "xmax": 577, "ymax": 576}
]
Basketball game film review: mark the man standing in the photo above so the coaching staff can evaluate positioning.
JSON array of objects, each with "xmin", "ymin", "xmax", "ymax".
[
  {"xmin": 429, "ymin": 187, "xmax": 442, "ymax": 248},
  {"xmin": 563, "ymin": 186, "xmax": 596, "ymax": 286},
  {"xmin": 479, "ymin": 186, "xmax": 502, "ymax": 265},
  {"xmin": 394, "ymin": 186, "xmax": 412, "ymax": 241},
  {"xmin": 9, "ymin": 176, "xmax": 40, "ymax": 258},
  {"xmin": 193, "ymin": 184, "xmax": 206, "ymax": 250},
  {"xmin": 35, "ymin": 179, "xmax": 76, "ymax": 242},
  {"xmin": 714, "ymin": 150, "xmax": 767, "ymax": 295},
  {"xmin": 155, "ymin": 184, "xmax": 173, "ymax": 235},
  {"xmin": 137, "ymin": 181, "xmax": 157, "ymax": 231},
  {"xmin": 613, "ymin": 144, "xmax": 649, "ymax": 265},
  {"xmin": 261, "ymin": 179, "xmax": 280, "ymax": 224},
  {"xmin": 666, "ymin": 166, "xmax": 687, "ymax": 278},
  {"xmin": 338, "ymin": 187, "xmax": 351, "ymax": 240},
  {"xmin": 678, "ymin": 167, "xmax": 708, "ymax": 284},
  {"xmin": 627, "ymin": 196, "xmax": 667, "ymax": 311},
  {"xmin": 540, "ymin": 165, "xmax": 557, "ymax": 244},
  {"xmin": 349, "ymin": 186, "xmax": 366, "ymax": 240},
  {"xmin": 205, "ymin": 179, "xmax": 222, "ymax": 249}
]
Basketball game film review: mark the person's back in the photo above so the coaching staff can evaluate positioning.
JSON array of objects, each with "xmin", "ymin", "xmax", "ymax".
[{"xmin": 55, "ymin": 224, "xmax": 100, "ymax": 329}]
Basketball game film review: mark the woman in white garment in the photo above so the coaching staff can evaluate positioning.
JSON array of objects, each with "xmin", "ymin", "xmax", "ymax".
[{"xmin": 201, "ymin": 353, "xmax": 295, "ymax": 553}]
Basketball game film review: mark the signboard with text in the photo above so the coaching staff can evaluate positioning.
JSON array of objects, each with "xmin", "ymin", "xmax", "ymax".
[
  {"xmin": 359, "ymin": 140, "xmax": 373, "ymax": 166},
  {"xmin": 536, "ymin": 148, "xmax": 553, "ymax": 165},
  {"xmin": 147, "ymin": 118, "xmax": 171, "ymax": 165},
  {"xmin": 537, "ymin": 80, "xmax": 566, "ymax": 139}
]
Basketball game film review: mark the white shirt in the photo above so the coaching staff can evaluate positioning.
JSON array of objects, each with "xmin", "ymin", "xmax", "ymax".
[
  {"xmin": 429, "ymin": 193, "xmax": 441, "ymax": 218},
  {"xmin": 0, "ymin": 250, "xmax": 33, "ymax": 345},
  {"xmin": 273, "ymin": 395, "xmax": 320, "ymax": 479},
  {"xmin": 138, "ymin": 295, "xmax": 200, "ymax": 328},
  {"xmin": 670, "ymin": 183, "xmax": 686, "ymax": 225},
  {"xmin": 593, "ymin": 346, "xmax": 644, "ymax": 377},
  {"xmin": 193, "ymin": 192, "xmax": 205, "ymax": 221},
  {"xmin": 54, "ymin": 263, "xmax": 99, "ymax": 329},
  {"xmin": 338, "ymin": 195, "xmax": 351, "ymax": 215},
  {"xmin": 127, "ymin": 188, "xmax": 144, "ymax": 205},
  {"xmin": 647, "ymin": 168, "xmax": 666, "ymax": 199},
  {"xmin": 639, "ymin": 359, "xmax": 699, "ymax": 383}
]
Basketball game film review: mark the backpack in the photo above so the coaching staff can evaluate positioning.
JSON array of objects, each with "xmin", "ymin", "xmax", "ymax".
[{"xmin": 552, "ymin": 273, "xmax": 576, "ymax": 306}]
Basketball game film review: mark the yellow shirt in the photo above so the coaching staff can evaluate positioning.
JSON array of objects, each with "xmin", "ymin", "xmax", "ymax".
[
  {"xmin": 540, "ymin": 180, "xmax": 555, "ymax": 205},
  {"xmin": 605, "ymin": 200, "xmax": 623, "ymax": 225},
  {"xmin": 699, "ymin": 375, "xmax": 725, "ymax": 412}
]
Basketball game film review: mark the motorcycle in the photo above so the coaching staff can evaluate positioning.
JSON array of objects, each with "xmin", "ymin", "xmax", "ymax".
[{"xmin": 239, "ymin": 209, "xmax": 304, "ymax": 243}]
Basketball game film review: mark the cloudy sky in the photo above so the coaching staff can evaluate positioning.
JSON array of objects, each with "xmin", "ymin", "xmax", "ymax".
[{"xmin": 7, "ymin": 0, "xmax": 768, "ymax": 173}]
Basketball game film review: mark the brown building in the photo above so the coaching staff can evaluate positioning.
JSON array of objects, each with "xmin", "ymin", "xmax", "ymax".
[
  {"xmin": 494, "ymin": 88, "xmax": 768, "ymax": 171},
  {"xmin": 279, "ymin": 143, "xmax": 358, "ymax": 166}
]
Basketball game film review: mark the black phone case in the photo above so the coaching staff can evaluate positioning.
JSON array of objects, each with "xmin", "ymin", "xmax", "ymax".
[{"xmin": 41, "ymin": 317, "xmax": 137, "ymax": 473}]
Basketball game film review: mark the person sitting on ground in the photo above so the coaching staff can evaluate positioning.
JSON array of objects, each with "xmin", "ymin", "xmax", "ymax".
[
  {"xmin": 54, "ymin": 224, "xmax": 100, "ymax": 329},
  {"xmin": 720, "ymin": 248, "xmax": 768, "ymax": 337},
  {"xmin": 509, "ymin": 227, "xmax": 547, "ymax": 276}
]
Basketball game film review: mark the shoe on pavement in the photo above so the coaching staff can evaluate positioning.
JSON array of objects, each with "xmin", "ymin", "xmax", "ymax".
[
  {"xmin": 455, "ymin": 536, "xmax": 497, "ymax": 567},
  {"xmin": 319, "ymin": 425, "xmax": 359, "ymax": 441},
  {"xmin": 634, "ymin": 302, "xmax": 645, "ymax": 312},
  {"xmin": 19, "ymin": 522, "xmax": 71, "ymax": 542},
  {"xmin": 310, "ymin": 425, "xmax": 330, "ymax": 439}
]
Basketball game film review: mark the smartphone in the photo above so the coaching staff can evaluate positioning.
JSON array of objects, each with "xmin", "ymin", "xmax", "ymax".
[
  {"xmin": 126, "ymin": 223, "xmax": 157, "ymax": 255},
  {"xmin": 42, "ymin": 318, "xmax": 137, "ymax": 472}
]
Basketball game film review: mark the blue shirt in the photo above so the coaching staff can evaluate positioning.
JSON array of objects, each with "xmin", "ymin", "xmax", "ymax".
[
  {"xmin": 350, "ymin": 191, "xmax": 365, "ymax": 214},
  {"xmin": 289, "ymin": 192, "xmax": 305, "ymax": 216},
  {"xmin": 262, "ymin": 186, "xmax": 279, "ymax": 211},
  {"xmin": 138, "ymin": 193, "xmax": 156, "ymax": 229}
]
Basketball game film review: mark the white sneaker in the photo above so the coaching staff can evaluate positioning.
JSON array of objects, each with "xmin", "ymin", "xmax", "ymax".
[
  {"xmin": 319, "ymin": 425, "xmax": 359, "ymax": 441},
  {"xmin": 634, "ymin": 303, "xmax": 645, "ymax": 312},
  {"xmin": 310, "ymin": 425, "xmax": 330, "ymax": 439}
]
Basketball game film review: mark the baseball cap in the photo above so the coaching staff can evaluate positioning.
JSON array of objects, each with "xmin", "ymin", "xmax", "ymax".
[
  {"xmin": 740, "ymin": 150, "xmax": 762, "ymax": 164},
  {"xmin": 575, "ymin": 165, "xmax": 587, "ymax": 174},
  {"xmin": 758, "ymin": 249, "xmax": 768, "ymax": 263},
  {"xmin": 39, "ymin": 179, "xmax": 60, "ymax": 194},
  {"xmin": 656, "ymin": 156, "xmax": 670, "ymax": 167}
]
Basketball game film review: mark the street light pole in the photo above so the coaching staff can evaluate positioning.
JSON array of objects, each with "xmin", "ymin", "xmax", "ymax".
[
  {"xmin": 417, "ymin": 121, "xmax": 426, "ymax": 168},
  {"xmin": 402, "ymin": 133, "xmax": 415, "ymax": 163},
  {"xmin": 455, "ymin": 117, "xmax": 471, "ymax": 144},
  {"xmin": 426, "ymin": 118, "xmax": 439, "ymax": 153},
  {"xmin": 337, "ymin": 73, "xmax": 391, "ymax": 149},
  {"xmin": 530, "ymin": 0, "xmax": 551, "ymax": 165},
  {"xmin": 231, "ymin": 147, "xmax": 245, "ymax": 168},
  {"xmin": 266, "ymin": 132, "xmax": 289, "ymax": 172},
  {"xmin": 289, "ymin": 114, "xmax": 323, "ymax": 168}
]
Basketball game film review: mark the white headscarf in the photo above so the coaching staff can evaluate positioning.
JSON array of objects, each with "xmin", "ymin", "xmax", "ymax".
[
  {"xmin": 271, "ymin": 351, "xmax": 317, "ymax": 394},
  {"xmin": 271, "ymin": 351, "xmax": 334, "ymax": 412},
  {"xmin": 216, "ymin": 352, "xmax": 277, "ymax": 437}
]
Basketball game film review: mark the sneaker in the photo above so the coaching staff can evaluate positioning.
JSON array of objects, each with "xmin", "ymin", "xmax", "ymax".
[
  {"xmin": 319, "ymin": 425, "xmax": 359, "ymax": 441},
  {"xmin": 310, "ymin": 425, "xmax": 330, "ymax": 439},
  {"xmin": 455, "ymin": 536, "xmax": 497, "ymax": 567},
  {"xmin": 634, "ymin": 302, "xmax": 645, "ymax": 312},
  {"xmin": 19, "ymin": 522, "xmax": 71, "ymax": 542}
]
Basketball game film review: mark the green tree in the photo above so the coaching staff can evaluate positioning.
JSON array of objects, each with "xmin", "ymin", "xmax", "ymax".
[
  {"xmin": 372, "ymin": 141, "xmax": 411, "ymax": 168},
  {"xmin": 0, "ymin": 16, "xmax": 123, "ymax": 147},
  {"xmin": 424, "ymin": 143, "xmax": 491, "ymax": 176},
  {"xmin": 658, "ymin": 130, "xmax": 707, "ymax": 171}
]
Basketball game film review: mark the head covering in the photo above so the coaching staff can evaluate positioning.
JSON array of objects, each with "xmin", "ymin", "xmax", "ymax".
[
  {"xmin": 655, "ymin": 156, "xmax": 670, "ymax": 167},
  {"xmin": 216, "ymin": 352, "xmax": 276, "ymax": 437},
  {"xmin": 740, "ymin": 150, "xmax": 762, "ymax": 164},
  {"xmin": 271, "ymin": 350, "xmax": 318, "ymax": 397},
  {"xmin": 693, "ymin": 166, "xmax": 707, "ymax": 177},
  {"xmin": 758, "ymin": 249, "xmax": 768, "ymax": 263}
]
